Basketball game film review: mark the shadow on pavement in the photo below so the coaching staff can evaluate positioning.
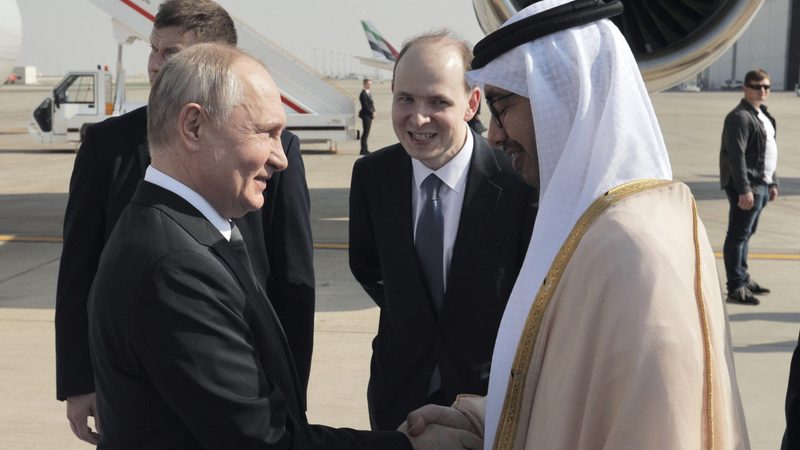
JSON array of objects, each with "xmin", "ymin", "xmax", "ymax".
[
  {"xmin": 734, "ymin": 340, "xmax": 797, "ymax": 353},
  {"xmin": 686, "ymin": 176, "xmax": 800, "ymax": 201},
  {"xmin": 729, "ymin": 312, "xmax": 800, "ymax": 323}
]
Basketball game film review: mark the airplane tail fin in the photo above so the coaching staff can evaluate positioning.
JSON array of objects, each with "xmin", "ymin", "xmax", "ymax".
[{"xmin": 360, "ymin": 20, "xmax": 399, "ymax": 62}]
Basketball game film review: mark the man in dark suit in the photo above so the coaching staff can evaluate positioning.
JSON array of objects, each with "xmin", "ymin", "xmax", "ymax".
[
  {"xmin": 359, "ymin": 78, "xmax": 376, "ymax": 155},
  {"xmin": 90, "ymin": 43, "xmax": 481, "ymax": 450},
  {"xmin": 349, "ymin": 31, "xmax": 536, "ymax": 431},
  {"xmin": 55, "ymin": 1, "xmax": 314, "ymax": 444}
]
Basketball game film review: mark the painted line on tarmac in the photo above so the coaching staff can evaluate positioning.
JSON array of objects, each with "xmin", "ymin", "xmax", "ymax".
[
  {"xmin": 314, "ymin": 242, "xmax": 349, "ymax": 250},
  {"xmin": 2, "ymin": 236, "xmax": 799, "ymax": 261},
  {"xmin": 712, "ymin": 251, "xmax": 800, "ymax": 261},
  {"xmin": 0, "ymin": 235, "xmax": 62, "ymax": 243}
]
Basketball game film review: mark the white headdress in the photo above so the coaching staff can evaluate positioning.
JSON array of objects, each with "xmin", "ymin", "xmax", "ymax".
[{"xmin": 466, "ymin": 0, "xmax": 672, "ymax": 446}]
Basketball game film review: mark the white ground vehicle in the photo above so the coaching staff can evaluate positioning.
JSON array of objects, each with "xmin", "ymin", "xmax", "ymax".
[
  {"xmin": 29, "ymin": 67, "xmax": 143, "ymax": 144},
  {"xmin": 28, "ymin": 0, "xmax": 358, "ymax": 150}
]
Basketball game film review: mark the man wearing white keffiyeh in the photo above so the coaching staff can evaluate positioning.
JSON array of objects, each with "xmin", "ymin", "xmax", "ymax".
[{"xmin": 400, "ymin": 1, "xmax": 751, "ymax": 449}]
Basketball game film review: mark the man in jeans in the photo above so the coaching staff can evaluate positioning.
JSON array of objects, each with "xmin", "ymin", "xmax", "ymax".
[{"xmin": 720, "ymin": 68, "xmax": 779, "ymax": 305}]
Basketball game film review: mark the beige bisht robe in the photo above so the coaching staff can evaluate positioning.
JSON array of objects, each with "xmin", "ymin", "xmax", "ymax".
[{"xmin": 455, "ymin": 180, "xmax": 750, "ymax": 450}]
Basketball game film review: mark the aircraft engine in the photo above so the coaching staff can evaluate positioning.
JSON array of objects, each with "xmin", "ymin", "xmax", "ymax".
[{"xmin": 472, "ymin": 0, "xmax": 765, "ymax": 92}]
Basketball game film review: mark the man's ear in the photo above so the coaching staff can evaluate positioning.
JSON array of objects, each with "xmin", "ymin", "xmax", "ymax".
[
  {"xmin": 464, "ymin": 86, "xmax": 481, "ymax": 121},
  {"xmin": 178, "ymin": 103, "xmax": 204, "ymax": 152}
]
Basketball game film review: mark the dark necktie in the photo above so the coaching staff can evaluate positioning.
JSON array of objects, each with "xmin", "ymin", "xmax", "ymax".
[
  {"xmin": 229, "ymin": 223, "xmax": 259, "ymax": 289},
  {"xmin": 415, "ymin": 174, "xmax": 444, "ymax": 313}
]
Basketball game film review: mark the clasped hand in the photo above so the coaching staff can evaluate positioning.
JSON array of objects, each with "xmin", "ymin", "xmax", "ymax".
[{"xmin": 398, "ymin": 404, "xmax": 483, "ymax": 450}]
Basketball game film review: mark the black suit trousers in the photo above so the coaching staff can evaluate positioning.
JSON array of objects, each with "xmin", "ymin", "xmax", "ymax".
[{"xmin": 361, "ymin": 116, "xmax": 373, "ymax": 155}]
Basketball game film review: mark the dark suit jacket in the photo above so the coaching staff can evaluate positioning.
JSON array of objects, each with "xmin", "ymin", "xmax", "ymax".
[
  {"xmin": 783, "ymin": 330, "xmax": 800, "ymax": 449},
  {"xmin": 358, "ymin": 90, "xmax": 375, "ymax": 119},
  {"xmin": 349, "ymin": 131, "xmax": 536, "ymax": 430},
  {"xmin": 55, "ymin": 106, "xmax": 315, "ymax": 406},
  {"xmin": 88, "ymin": 182, "xmax": 410, "ymax": 449}
]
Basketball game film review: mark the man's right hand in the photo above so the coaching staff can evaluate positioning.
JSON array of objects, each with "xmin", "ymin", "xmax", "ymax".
[
  {"xmin": 738, "ymin": 192, "xmax": 755, "ymax": 210},
  {"xmin": 66, "ymin": 392, "xmax": 101, "ymax": 444},
  {"xmin": 403, "ymin": 423, "xmax": 482, "ymax": 450},
  {"xmin": 399, "ymin": 404, "xmax": 482, "ymax": 449}
]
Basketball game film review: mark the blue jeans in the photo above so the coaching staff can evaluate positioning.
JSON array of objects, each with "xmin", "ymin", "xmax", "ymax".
[{"xmin": 723, "ymin": 183, "xmax": 768, "ymax": 292}]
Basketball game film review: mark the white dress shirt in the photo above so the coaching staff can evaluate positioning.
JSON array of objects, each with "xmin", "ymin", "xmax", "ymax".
[
  {"xmin": 144, "ymin": 165, "xmax": 234, "ymax": 240},
  {"xmin": 411, "ymin": 129, "xmax": 474, "ymax": 292}
]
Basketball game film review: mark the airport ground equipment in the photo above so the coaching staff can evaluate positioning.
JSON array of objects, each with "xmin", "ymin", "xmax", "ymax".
[
  {"xmin": 28, "ymin": 0, "xmax": 358, "ymax": 150},
  {"xmin": 28, "ymin": 67, "xmax": 136, "ymax": 145}
]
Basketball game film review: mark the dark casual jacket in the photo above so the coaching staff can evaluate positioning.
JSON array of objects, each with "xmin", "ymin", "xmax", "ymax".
[{"xmin": 719, "ymin": 98, "xmax": 779, "ymax": 193}]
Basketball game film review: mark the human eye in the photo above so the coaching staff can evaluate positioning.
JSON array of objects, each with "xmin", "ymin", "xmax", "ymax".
[
  {"xmin": 428, "ymin": 95, "xmax": 452, "ymax": 108},
  {"xmin": 496, "ymin": 105, "xmax": 510, "ymax": 120},
  {"xmin": 395, "ymin": 94, "xmax": 413, "ymax": 104},
  {"xmin": 164, "ymin": 48, "xmax": 179, "ymax": 59},
  {"xmin": 269, "ymin": 126, "xmax": 284, "ymax": 139}
]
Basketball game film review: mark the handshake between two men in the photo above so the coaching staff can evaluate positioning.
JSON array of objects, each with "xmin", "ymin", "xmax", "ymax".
[{"xmin": 400, "ymin": 397, "xmax": 485, "ymax": 450}]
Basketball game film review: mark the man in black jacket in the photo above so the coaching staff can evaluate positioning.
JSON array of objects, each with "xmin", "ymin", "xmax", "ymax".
[
  {"xmin": 56, "ymin": 1, "xmax": 314, "ymax": 444},
  {"xmin": 89, "ymin": 42, "xmax": 478, "ymax": 450},
  {"xmin": 719, "ymin": 68, "xmax": 779, "ymax": 305}
]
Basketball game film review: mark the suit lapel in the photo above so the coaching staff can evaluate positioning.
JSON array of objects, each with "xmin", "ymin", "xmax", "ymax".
[
  {"xmin": 444, "ymin": 134, "xmax": 504, "ymax": 312},
  {"xmin": 132, "ymin": 182, "xmax": 304, "ymax": 410},
  {"xmin": 380, "ymin": 149, "xmax": 417, "ymax": 273},
  {"xmin": 133, "ymin": 182, "xmax": 268, "ymax": 308},
  {"xmin": 462, "ymin": 132, "xmax": 502, "ymax": 213},
  {"xmin": 378, "ymin": 148, "xmax": 440, "ymax": 321}
]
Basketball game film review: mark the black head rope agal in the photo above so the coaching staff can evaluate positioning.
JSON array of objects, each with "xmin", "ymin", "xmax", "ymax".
[{"xmin": 472, "ymin": 0, "xmax": 624, "ymax": 69}]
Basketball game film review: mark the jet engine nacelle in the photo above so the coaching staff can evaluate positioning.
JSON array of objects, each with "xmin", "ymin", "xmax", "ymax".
[{"xmin": 472, "ymin": 0, "xmax": 765, "ymax": 92}]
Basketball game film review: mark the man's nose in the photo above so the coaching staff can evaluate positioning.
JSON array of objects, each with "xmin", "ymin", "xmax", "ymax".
[
  {"xmin": 487, "ymin": 120, "xmax": 506, "ymax": 147},
  {"xmin": 268, "ymin": 141, "xmax": 288, "ymax": 173},
  {"xmin": 147, "ymin": 59, "xmax": 160, "ymax": 80},
  {"xmin": 412, "ymin": 106, "xmax": 432, "ymax": 127}
]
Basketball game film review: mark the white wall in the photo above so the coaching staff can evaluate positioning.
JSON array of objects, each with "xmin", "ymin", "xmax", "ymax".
[{"xmin": 705, "ymin": 0, "xmax": 792, "ymax": 90}]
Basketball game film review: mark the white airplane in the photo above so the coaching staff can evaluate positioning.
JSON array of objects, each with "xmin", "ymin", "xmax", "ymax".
[
  {"xmin": 0, "ymin": 0, "xmax": 21, "ymax": 83},
  {"xmin": 354, "ymin": 20, "xmax": 398, "ymax": 72}
]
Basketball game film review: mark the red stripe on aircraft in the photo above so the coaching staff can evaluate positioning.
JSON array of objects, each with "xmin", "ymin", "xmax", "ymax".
[
  {"xmin": 281, "ymin": 96, "xmax": 308, "ymax": 114},
  {"xmin": 121, "ymin": 0, "xmax": 155, "ymax": 22}
]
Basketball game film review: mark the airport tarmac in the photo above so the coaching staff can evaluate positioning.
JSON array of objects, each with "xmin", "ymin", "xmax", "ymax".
[{"xmin": 0, "ymin": 78, "xmax": 798, "ymax": 449}]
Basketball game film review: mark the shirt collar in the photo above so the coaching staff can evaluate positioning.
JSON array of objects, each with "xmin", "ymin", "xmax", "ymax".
[
  {"xmin": 144, "ymin": 165, "xmax": 232, "ymax": 238},
  {"xmin": 411, "ymin": 128, "xmax": 474, "ymax": 193}
]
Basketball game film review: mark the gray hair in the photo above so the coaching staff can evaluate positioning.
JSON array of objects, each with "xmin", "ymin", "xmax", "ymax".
[{"xmin": 147, "ymin": 43, "xmax": 247, "ymax": 150}]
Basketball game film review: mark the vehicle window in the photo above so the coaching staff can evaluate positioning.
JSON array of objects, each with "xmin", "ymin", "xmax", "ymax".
[{"xmin": 64, "ymin": 75, "xmax": 95, "ymax": 104}]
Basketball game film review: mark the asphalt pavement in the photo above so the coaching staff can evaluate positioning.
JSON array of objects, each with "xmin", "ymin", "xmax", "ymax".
[{"xmin": 0, "ymin": 79, "xmax": 798, "ymax": 449}]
